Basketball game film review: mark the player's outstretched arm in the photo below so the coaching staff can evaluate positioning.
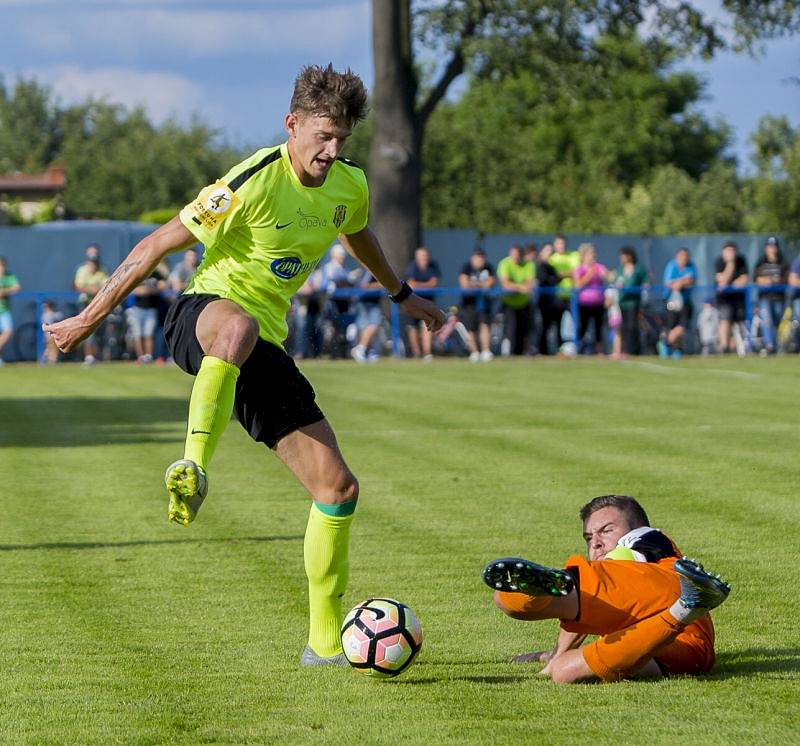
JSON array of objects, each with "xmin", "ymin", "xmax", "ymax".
[
  {"xmin": 339, "ymin": 227, "xmax": 446, "ymax": 332},
  {"xmin": 44, "ymin": 216, "xmax": 196, "ymax": 352}
]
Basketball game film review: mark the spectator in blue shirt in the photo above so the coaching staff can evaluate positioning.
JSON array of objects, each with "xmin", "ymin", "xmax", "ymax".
[{"xmin": 660, "ymin": 247, "xmax": 697, "ymax": 358}]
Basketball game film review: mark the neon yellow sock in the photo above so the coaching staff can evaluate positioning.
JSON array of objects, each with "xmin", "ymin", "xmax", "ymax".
[
  {"xmin": 304, "ymin": 501, "xmax": 357, "ymax": 657},
  {"xmin": 184, "ymin": 356, "xmax": 240, "ymax": 470}
]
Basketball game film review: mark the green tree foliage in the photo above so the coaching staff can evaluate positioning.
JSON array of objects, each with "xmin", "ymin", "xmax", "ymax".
[
  {"xmin": 421, "ymin": 33, "xmax": 737, "ymax": 233},
  {"xmin": 0, "ymin": 78, "xmax": 60, "ymax": 172},
  {"xmin": 743, "ymin": 116, "xmax": 800, "ymax": 238},
  {"xmin": 0, "ymin": 81, "xmax": 242, "ymax": 220}
]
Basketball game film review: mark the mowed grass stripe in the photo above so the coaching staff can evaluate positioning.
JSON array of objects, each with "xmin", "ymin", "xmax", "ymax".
[{"xmin": 1, "ymin": 359, "xmax": 798, "ymax": 744}]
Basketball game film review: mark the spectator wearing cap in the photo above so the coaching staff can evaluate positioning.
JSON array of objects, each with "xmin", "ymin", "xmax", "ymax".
[
  {"xmin": 714, "ymin": 241, "xmax": 749, "ymax": 353},
  {"xmin": 0, "ymin": 256, "xmax": 21, "ymax": 364},
  {"xmin": 497, "ymin": 244, "xmax": 535, "ymax": 356},
  {"xmin": 753, "ymin": 237, "xmax": 788, "ymax": 354},
  {"xmin": 404, "ymin": 246, "xmax": 441, "ymax": 361},
  {"xmin": 458, "ymin": 248, "xmax": 495, "ymax": 362},
  {"xmin": 73, "ymin": 244, "xmax": 109, "ymax": 364}
]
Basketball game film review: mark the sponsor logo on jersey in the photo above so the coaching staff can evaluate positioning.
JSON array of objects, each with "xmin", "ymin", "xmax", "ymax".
[
  {"xmin": 332, "ymin": 204, "xmax": 347, "ymax": 228},
  {"xmin": 270, "ymin": 256, "xmax": 320, "ymax": 280},
  {"xmin": 297, "ymin": 208, "xmax": 327, "ymax": 229},
  {"xmin": 186, "ymin": 180, "xmax": 240, "ymax": 230},
  {"xmin": 206, "ymin": 188, "xmax": 232, "ymax": 214}
]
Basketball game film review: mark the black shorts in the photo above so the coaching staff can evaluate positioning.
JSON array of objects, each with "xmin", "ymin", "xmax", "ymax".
[
  {"xmin": 667, "ymin": 302, "xmax": 693, "ymax": 331},
  {"xmin": 164, "ymin": 293, "xmax": 325, "ymax": 449},
  {"xmin": 718, "ymin": 299, "xmax": 746, "ymax": 323},
  {"xmin": 460, "ymin": 305, "xmax": 490, "ymax": 333}
]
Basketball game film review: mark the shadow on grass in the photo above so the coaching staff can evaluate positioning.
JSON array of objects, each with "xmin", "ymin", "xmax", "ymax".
[
  {"xmin": 0, "ymin": 397, "xmax": 188, "ymax": 448},
  {"xmin": 393, "ymin": 673, "xmax": 531, "ymax": 686},
  {"xmin": 0, "ymin": 535, "xmax": 303, "ymax": 552},
  {"xmin": 704, "ymin": 648, "xmax": 800, "ymax": 679}
]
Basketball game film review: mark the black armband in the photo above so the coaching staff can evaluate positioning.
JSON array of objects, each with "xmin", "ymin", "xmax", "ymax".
[{"xmin": 389, "ymin": 281, "xmax": 413, "ymax": 303}]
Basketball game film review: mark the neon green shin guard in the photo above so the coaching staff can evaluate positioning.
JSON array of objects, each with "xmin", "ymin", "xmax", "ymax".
[
  {"xmin": 304, "ymin": 501, "xmax": 357, "ymax": 658},
  {"xmin": 184, "ymin": 355, "xmax": 240, "ymax": 470}
]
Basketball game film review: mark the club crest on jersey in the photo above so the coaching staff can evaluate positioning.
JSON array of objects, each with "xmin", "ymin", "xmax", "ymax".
[
  {"xmin": 332, "ymin": 204, "xmax": 347, "ymax": 228},
  {"xmin": 270, "ymin": 256, "xmax": 319, "ymax": 280}
]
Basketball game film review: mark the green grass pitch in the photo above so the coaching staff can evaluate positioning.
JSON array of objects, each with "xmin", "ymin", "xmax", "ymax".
[{"xmin": 0, "ymin": 357, "xmax": 798, "ymax": 744}]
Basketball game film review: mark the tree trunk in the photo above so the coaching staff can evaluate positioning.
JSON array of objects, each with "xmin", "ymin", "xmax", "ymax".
[{"xmin": 369, "ymin": 0, "xmax": 421, "ymax": 272}]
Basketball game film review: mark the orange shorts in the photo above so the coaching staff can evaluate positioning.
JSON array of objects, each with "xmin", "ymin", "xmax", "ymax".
[{"xmin": 563, "ymin": 555, "xmax": 715, "ymax": 677}]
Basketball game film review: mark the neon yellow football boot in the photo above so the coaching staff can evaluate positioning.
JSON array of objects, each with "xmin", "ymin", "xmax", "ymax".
[{"xmin": 165, "ymin": 459, "xmax": 208, "ymax": 526}]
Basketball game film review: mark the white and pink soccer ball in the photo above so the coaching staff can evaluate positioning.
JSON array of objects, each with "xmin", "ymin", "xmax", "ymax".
[{"xmin": 341, "ymin": 598, "xmax": 423, "ymax": 678}]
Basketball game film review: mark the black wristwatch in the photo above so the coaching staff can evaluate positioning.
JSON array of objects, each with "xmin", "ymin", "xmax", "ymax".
[{"xmin": 389, "ymin": 281, "xmax": 413, "ymax": 303}]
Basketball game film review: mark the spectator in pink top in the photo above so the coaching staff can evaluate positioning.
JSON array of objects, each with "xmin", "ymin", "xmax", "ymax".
[{"xmin": 573, "ymin": 242, "xmax": 610, "ymax": 355}]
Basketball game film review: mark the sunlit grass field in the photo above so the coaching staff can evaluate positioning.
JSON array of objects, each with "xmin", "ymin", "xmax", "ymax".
[{"xmin": 1, "ymin": 357, "xmax": 798, "ymax": 744}]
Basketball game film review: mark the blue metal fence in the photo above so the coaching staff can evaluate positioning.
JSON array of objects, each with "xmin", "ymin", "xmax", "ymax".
[{"xmin": 7, "ymin": 282, "xmax": 797, "ymax": 362}]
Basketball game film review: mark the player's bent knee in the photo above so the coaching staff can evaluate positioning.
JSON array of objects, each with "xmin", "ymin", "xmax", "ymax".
[
  {"xmin": 313, "ymin": 469, "xmax": 359, "ymax": 506},
  {"xmin": 223, "ymin": 314, "xmax": 259, "ymax": 349}
]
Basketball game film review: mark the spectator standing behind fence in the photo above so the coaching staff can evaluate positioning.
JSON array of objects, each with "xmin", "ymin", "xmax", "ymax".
[
  {"xmin": 404, "ymin": 246, "xmax": 441, "ymax": 361},
  {"xmin": 789, "ymin": 253, "xmax": 800, "ymax": 349},
  {"xmin": 573, "ymin": 243, "xmax": 609, "ymax": 356},
  {"xmin": 458, "ymin": 248, "xmax": 495, "ymax": 363},
  {"xmin": 697, "ymin": 298, "xmax": 720, "ymax": 355},
  {"xmin": 168, "ymin": 248, "xmax": 200, "ymax": 295},
  {"xmin": 127, "ymin": 261, "xmax": 169, "ymax": 364},
  {"xmin": 536, "ymin": 243, "xmax": 560, "ymax": 355},
  {"xmin": 293, "ymin": 269, "xmax": 324, "ymax": 360},
  {"xmin": 613, "ymin": 246, "xmax": 649, "ymax": 357},
  {"xmin": 497, "ymin": 244, "xmax": 535, "ymax": 356},
  {"xmin": 0, "ymin": 256, "xmax": 21, "ymax": 364},
  {"xmin": 73, "ymin": 246, "xmax": 109, "ymax": 364},
  {"xmin": 40, "ymin": 301, "xmax": 63, "ymax": 364},
  {"xmin": 548, "ymin": 234, "xmax": 580, "ymax": 350},
  {"xmin": 660, "ymin": 247, "xmax": 696, "ymax": 359},
  {"xmin": 753, "ymin": 237, "xmax": 788, "ymax": 355},
  {"xmin": 321, "ymin": 244, "xmax": 355, "ymax": 359},
  {"xmin": 714, "ymin": 241, "xmax": 749, "ymax": 354},
  {"xmin": 350, "ymin": 269, "xmax": 384, "ymax": 363}
]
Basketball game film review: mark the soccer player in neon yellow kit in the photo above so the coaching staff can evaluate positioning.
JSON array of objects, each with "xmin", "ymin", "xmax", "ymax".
[{"xmin": 44, "ymin": 65, "xmax": 445, "ymax": 666}]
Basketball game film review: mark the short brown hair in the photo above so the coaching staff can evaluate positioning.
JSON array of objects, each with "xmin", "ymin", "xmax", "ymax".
[
  {"xmin": 579, "ymin": 495, "xmax": 650, "ymax": 529},
  {"xmin": 290, "ymin": 64, "xmax": 368, "ymax": 127}
]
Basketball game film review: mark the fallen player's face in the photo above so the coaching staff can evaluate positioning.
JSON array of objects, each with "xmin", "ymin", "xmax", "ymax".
[
  {"xmin": 582, "ymin": 506, "xmax": 631, "ymax": 561},
  {"xmin": 286, "ymin": 113, "xmax": 352, "ymax": 186}
]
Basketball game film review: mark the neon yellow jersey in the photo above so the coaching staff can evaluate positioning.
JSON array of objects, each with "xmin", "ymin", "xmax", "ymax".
[{"xmin": 179, "ymin": 142, "xmax": 369, "ymax": 347}]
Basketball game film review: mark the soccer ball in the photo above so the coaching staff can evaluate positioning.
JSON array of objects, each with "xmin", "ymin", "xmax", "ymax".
[{"xmin": 341, "ymin": 597, "xmax": 423, "ymax": 678}]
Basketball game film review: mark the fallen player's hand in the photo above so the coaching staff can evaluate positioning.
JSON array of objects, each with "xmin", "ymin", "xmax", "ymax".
[
  {"xmin": 400, "ymin": 294, "xmax": 446, "ymax": 332},
  {"xmin": 43, "ymin": 314, "xmax": 98, "ymax": 353}
]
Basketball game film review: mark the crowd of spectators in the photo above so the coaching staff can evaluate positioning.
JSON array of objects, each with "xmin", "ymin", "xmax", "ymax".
[
  {"xmin": 285, "ymin": 234, "xmax": 800, "ymax": 362},
  {"xmin": 2, "ymin": 234, "xmax": 799, "ymax": 365}
]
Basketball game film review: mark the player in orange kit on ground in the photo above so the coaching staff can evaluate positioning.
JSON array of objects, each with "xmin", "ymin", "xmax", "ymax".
[{"xmin": 483, "ymin": 495, "xmax": 731, "ymax": 683}]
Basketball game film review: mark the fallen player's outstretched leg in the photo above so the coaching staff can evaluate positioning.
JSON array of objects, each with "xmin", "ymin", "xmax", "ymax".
[{"xmin": 483, "ymin": 557, "xmax": 575, "ymax": 596}]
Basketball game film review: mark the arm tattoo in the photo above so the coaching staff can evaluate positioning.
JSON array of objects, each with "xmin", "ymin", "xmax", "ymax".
[{"xmin": 99, "ymin": 260, "xmax": 143, "ymax": 297}]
